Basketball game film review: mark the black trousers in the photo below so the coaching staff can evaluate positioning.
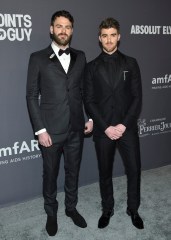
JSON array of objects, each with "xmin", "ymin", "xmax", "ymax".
[
  {"xmin": 94, "ymin": 129, "xmax": 141, "ymax": 213},
  {"xmin": 41, "ymin": 129, "xmax": 84, "ymax": 216}
]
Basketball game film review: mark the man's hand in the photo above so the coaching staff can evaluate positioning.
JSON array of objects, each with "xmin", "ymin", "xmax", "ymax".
[
  {"xmin": 115, "ymin": 124, "xmax": 126, "ymax": 134},
  {"xmin": 104, "ymin": 126, "xmax": 123, "ymax": 140},
  {"xmin": 38, "ymin": 132, "xmax": 52, "ymax": 147},
  {"xmin": 84, "ymin": 120, "xmax": 93, "ymax": 134}
]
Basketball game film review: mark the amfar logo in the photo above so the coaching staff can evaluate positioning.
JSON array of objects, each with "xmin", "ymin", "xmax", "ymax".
[
  {"xmin": 138, "ymin": 118, "xmax": 171, "ymax": 137},
  {"xmin": 152, "ymin": 74, "xmax": 171, "ymax": 90},
  {"xmin": 0, "ymin": 140, "xmax": 39, "ymax": 157},
  {"xmin": 0, "ymin": 13, "xmax": 32, "ymax": 41},
  {"xmin": 130, "ymin": 25, "xmax": 171, "ymax": 35}
]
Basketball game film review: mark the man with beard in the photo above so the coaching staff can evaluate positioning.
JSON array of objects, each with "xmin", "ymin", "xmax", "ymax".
[
  {"xmin": 26, "ymin": 10, "xmax": 93, "ymax": 236},
  {"xmin": 84, "ymin": 18, "xmax": 144, "ymax": 230}
]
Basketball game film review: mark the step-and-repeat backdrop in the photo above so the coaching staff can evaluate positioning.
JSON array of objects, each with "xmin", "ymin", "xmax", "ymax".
[{"xmin": 0, "ymin": 0, "xmax": 171, "ymax": 206}]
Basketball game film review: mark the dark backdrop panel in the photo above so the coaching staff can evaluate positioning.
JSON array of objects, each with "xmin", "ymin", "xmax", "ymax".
[{"xmin": 0, "ymin": 0, "xmax": 170, "ymax": 206}]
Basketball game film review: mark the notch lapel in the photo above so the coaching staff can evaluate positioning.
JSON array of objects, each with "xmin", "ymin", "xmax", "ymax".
[
  {"xmin": 98, "ymin": 51, "xmax": 127, "ymax": 91},
  {"xmin": 47, "ymin": 46, "xmax": 78, "ymax": 75},
  {"xmin": 48, "ymin": 46, "xmax": 66, "ymax": 74},
  {"xmin": 67, "ymin": 49, "xmax": 77, "ymax": 75},
  {"xmin": 98, "ymin": 61, "xmax": 112, "ymax": 89},
  {"xmin": 112, "ymin": 56, "xmax": 126, "ymax": 89}
]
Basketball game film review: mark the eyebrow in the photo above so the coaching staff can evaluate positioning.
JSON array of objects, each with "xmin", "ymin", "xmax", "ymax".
[
  {"xmin": 55, "ymin": 24, "xmax": 72, "ymax": 27},
  {"xmin": 101, "ymin": 33, "xmax": 117, "ymax": 36}
]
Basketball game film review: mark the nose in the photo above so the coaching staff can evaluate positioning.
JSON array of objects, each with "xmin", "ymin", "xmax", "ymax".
[
  {"xmin": 61, "ymin": 27, "xmax": 66, "ymax": 33},
  {"xmin": 107, "ymin": 36, "xmax": 111, "ymax": 43}
]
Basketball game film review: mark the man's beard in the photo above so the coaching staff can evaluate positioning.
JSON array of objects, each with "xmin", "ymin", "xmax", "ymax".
[
  {"xmin": 52, "ymin": 32, "xmax": 72, "ymax": 46},
  {"xmin": 103, "ymin": 44, "xmax": 117, "ymax": 53}
]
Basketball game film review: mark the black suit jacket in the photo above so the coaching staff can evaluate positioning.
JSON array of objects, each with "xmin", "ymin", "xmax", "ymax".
[
  {"xmin": 84, "ymin": 51, "xmax": 142, "ymax": 138},
  {"xmin": 26, "ymin": 45, "xmax": 86, "ymax": 135}
]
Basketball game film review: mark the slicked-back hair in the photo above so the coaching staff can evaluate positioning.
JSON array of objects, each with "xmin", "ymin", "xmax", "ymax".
[
  {"xmin": 51, "ymin": 10, "xmax": 74, "ymax": 27},
  {"xmin": 99, "ymin": 18, "xmax": 120, "ymax": 35}
]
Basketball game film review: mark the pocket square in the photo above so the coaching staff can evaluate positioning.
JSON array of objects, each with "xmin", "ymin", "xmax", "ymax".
[{"xmin": 123, "ymin": 71, "xmax": 129, "ymax": 80}]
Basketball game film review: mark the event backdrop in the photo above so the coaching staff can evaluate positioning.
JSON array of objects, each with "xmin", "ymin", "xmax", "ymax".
[{"xmin": 0, "ymin": 0, "xmax": 171, "ymax": 207}]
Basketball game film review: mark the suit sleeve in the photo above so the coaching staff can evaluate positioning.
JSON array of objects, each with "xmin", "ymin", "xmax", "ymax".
[
  {"xmin": 83, "ymin": 63, "xmax": 108, "ymax": 132},
  {"xmin": 26, "ymin": 53, "xmax": 45, "ymax": 132},
  {"xmin": 122, "ymin": 58, "xmax": 142, "ymax": 128}
]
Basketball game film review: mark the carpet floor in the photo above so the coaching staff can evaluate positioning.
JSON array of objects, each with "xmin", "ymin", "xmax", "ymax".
[{"xmin": 0, "ymin": 165, "xmax": 170, "ymax": 240}]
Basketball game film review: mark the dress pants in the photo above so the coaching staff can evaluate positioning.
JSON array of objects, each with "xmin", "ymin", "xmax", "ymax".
[
  {"xmin": 41, "ymin": 129, "xmax": 84, "ymax": 217},
  {"xmin": 94, "ymin": 129, "xmax": 141, "ymax": 213}
]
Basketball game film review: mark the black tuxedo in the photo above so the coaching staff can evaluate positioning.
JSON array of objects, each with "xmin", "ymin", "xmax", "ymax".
[
  {"xmin": 27, "ymin": 45, "xmax": 85, "ymax": 134},
  {"xmin": 84, "ymin": 50, "xmax": 142, "ymax": 213},
  {"xmin": 27, "ymin": 45, "xmax": 86, "ymax": 216}
]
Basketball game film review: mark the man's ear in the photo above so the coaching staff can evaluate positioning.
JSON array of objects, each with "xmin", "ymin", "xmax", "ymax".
[
  {"xmin": 50, "ymin": 26, "xmax": 53, "ymax": 34},
  {"xmin": 99, "ymin": 35, "xmax": 102, "ymax": 43},
  {"xmin": 118, "ymin": 34, "xmax": 121, "ymax": 42}
]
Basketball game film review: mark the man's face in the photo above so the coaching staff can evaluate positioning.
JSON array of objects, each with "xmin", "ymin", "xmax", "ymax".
[
  {"xmin": 50, "ymin": 16, "xmax": 73, "ymax": 47},
  {"xmin": 99, "ymin": 27, "xmax": 120, "ymax": 54}
]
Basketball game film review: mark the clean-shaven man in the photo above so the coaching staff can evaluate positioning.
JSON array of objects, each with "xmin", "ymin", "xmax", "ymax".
[
  {"xmin": 27, "ymin": 10, "xmax": 93, "ymax": 236},
  {"xmin": 84, "ymin": 18, "xmax": 144, "ymax": 230}
]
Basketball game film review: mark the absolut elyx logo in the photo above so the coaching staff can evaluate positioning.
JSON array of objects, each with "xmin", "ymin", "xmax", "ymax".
[
  {"xmin": 138, "ymin": 117, "xmax": 171, "ymax": 137},
  {"xmin": 130, "ymin": 25, "xmax": 171, "ymax": 35}
]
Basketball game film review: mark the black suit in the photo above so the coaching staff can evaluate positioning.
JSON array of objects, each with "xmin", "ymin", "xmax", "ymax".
[
  {"xmin": 27, "ymin": 45, "xmax": 86, "ymax": 216},
  {"xmin": 84, "ymin": 50, "xmax": 142, "ymax": 213}
]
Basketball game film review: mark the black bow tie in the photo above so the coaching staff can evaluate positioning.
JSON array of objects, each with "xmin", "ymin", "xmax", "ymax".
[{"xmin": 58, "ymin": 48, "xmax": 70, "ymax": 56}]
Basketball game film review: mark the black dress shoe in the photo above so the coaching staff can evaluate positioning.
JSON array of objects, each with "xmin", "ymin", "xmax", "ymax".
[
  {"xmin": 126, "ymin": 208, "xmax": 144, "ymax": 229},
  {"xmin": 46, "ymin": 215, "xmax": 58, "ymax": 236},
  {"xmin": 98, "ymin": 210, "xmax": 114, "ymax": 229},
  {"xmin": 65, "ymin": 208, "xmax": 87, "ymax": 228}
]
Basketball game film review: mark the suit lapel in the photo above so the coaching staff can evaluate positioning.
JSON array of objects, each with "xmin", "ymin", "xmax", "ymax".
[
  {"xmin": 112, "ymin": 54, "xmax": 126, "ymax": 89},
  {"xmin": 47, "ymin": 46, "xmax": 66, "ymax": 74},
  {"xmin": 99, "ymin": 52, "xmax": 127, "ymax": 91},
  {"xmin": 98, "ymin": 61, "xmax": 112, "ymax": 88},
  {"xmin": 67, "ymin": 49, "xmax": 77, "ymax": 75},
  {"xmin": 48, "ymin": 46, "xmax": 77, "ymax": 75}
]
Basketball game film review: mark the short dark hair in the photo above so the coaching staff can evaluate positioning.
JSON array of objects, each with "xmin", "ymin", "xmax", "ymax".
[
  {"xmin": 99, "ymin": 18, "xmax": 120, "ymax": 35},
  {"xmin": 51, "ymin": 10, "xmax": 74, "ymax": 27}
]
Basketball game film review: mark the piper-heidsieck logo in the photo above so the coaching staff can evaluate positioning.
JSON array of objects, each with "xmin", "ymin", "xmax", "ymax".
[
  {"xmin": 138, "ymin": 117, "xmax": 171, "ymax": 137},
  {"xmin": 0, "ymin": 13, "xmax": 32, "ymax": 41},
  {"xmin": 152, "ymin": 74, "xmax": 171, "ymax": 90},
  {"xmin": 0, "ymin": 140, "xmax": 42, "ymax": 166},
  {"xmin": 130, "ymin": 25, "xmax": 171, "ymax": 35}
]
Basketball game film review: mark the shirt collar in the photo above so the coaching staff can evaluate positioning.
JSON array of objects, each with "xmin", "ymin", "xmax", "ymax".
[
  {"xmin": 100, "ymin": 50, "xmax": 119, "ymax": 61},
  {"xmin": 51, "ymin": 41, "xmax": 69, "ymax": 56}
]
